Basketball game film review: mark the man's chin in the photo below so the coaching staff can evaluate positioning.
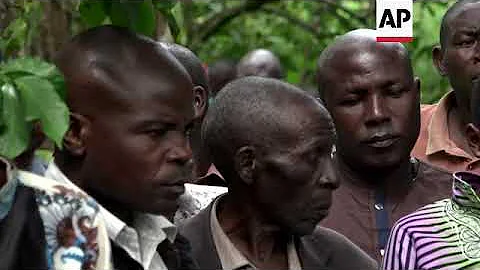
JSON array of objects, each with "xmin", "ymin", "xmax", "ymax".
[{"xmin": 139, "ymin": 201, "xmax": 180, "ymax": 220}]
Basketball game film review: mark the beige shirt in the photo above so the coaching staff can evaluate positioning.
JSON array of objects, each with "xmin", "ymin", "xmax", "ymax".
[
  {"xmin": 210, "ymin": 196, "xmax": 302, "ymax": 270},
  {"xmin": 45, "ymin": 162, "xmax": 177, "ymax": 270}
]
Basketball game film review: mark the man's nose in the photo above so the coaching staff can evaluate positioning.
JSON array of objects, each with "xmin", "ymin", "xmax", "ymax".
[
  {"xmin": 166, "ymin": 134, "xmax": 193, "ymax": 166},
  {"xmin": 318, "ymin": 159, "xmax": 339, "ymax": 190},
  {"xmin": 365, "ymin": 94, "xmax": 389, "ymax": 126},
  {"xmin": 474, "ymin": 41, "xmax": 480, "ymax": 63}
]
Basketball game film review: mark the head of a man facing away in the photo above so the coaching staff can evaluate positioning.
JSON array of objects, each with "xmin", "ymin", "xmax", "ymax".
[
  {"xmin": 54, "ymin": 26, "xmax": 195, "ymax": 222},
  {"xmin": 317, "ymin": 29, "xmax": 420, "ymax": 179},
  {"xmin": 434, "ymin": 0, "xmax": 480, "ymax": 124},
  {"xmin": 236, "ymin": 49, "xmax": 284, "ymax": 80},
  {"xmin": 203, "ymin": 76, "xmax": 338, "ymax": 236}
]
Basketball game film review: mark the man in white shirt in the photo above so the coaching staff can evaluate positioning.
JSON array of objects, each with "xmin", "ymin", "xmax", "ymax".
[{"xmin": 52, "ymin": 25, "xmax": 198, "ymax": 270}]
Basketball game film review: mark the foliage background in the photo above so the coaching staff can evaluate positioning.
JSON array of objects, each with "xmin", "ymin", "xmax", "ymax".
[{"xmin": 1, "ymin": 0, "xmax": 454, "ymax": 104}]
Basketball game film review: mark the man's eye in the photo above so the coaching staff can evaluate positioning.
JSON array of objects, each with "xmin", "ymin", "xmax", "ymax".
[
  {"xmin": 456, "ymin": 38, "xmax": 475, "ymax": 46},
  {"xmin": 386, "ymin": 87, "xmax": 405, "ymax": 98},
  {"xmin": 339, "ymin": 98, "xmax": 360, "ymax": 106},
  {"xmin": 146, "ymin": 129, "xmax": 167, "ymax": 138}
]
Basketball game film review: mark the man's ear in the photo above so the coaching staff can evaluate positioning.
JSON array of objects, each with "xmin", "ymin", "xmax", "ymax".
[
  {"xmin": 63, "ymin": 113, "xmax": 90, "ymax": 156},
  {"xmin": 414, "ymin": 76, "xmax": 421, "ymax": 98},
  {"xmin": 193, "ymin": 85, "xmax": 208, "ymax": 120},
  {"xmin": 234, "ymin": 146, "xmax": 256, "ymax": 185},
  {"xmin": 432, "ymin": 46, "xmax": 447, "ymax": 76},
  {"xmin": 466, "ymin": 123, "xmax": 480, "ymax": 157}
]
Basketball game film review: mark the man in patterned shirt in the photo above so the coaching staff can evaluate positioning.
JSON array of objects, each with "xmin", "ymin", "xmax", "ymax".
[{"xmin": 382, "ymin": 79, "xmax": 480, "ymax": 270}]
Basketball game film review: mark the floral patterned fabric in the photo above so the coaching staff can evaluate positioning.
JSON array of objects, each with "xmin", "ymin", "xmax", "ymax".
[
  {"xmin": 19, "ymin": 171, "xmax": 112, "ymax": 270},
  {"xmin": 383, "ymin": 172, "xmax": 480, "ymax": 270}
]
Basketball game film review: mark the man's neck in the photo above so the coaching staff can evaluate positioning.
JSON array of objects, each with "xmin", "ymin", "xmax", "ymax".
[
  {"xmin": 336, "ymin": 155, "xmax": 413, "ymax": 189},
  {"xmin": 218, "ymin": 193, "xmax": 289, "ymax": 268},
  {"xmin": 448, "ymin": 104, "xmax": 473, "ymax": 156},
  {"xmin": 55, "ymin": 155, "xmax": 136, "ymax": 226}
]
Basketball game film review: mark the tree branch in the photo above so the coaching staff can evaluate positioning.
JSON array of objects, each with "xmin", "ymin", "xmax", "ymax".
[
  {"xmin": 258, "ymin": 7, "xmax": 336, "ymax": 40},
  {"xmin": 190, "ymin": 0, "xmax": 278, "ymax": 47},
  {"xmin": 319, "ymin": 0, "xmax": 369, "ymax": 27}
]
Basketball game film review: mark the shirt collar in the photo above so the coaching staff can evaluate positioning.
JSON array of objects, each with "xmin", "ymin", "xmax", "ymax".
[
  {"xmin": 452, "ymin": 172, "xmax": 480, "ymax": 212},
  {"xmin": 426, "ymin": 91, "xmax": 471, "ymax": 159},
  {"xmin": 45, "ymin": 162, "xmax": 177, "ymax": 269},
  {"xmin": 210, "ymin": 196, "xmax": 301, "ymax": 270}
]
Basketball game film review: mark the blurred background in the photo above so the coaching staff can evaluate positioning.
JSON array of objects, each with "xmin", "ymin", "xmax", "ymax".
[{"xmin": 0, "ymin": 0, "xmax": 454, "ymax": 103}]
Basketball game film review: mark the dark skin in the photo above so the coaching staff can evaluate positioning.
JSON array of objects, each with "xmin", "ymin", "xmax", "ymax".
[
  {"xmin": 163, "ymin": 43, "xmax": 210, "ymax": 178},
  {"xmin": 217, "ymin": 98, "xmax": 338, "ymax": 269},
  {"xmin": 467, "ymin": 78, "xmax": 480, "ymax": 158},
  {"xmin": 56, "ymin": 41, "xmax": 195, "ymax": 223},
  {"xmin": 321, "ymin": 37, "xmax": 420, "ymax": 184},
  {"xmin": 433, "ymin": 2, "xmax": 480, "ymax": 156}
]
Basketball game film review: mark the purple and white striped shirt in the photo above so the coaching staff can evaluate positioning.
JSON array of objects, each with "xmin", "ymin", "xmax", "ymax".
[{"xmin": 382, "ymin": 172, "xmax": 480, "ymax": 270}]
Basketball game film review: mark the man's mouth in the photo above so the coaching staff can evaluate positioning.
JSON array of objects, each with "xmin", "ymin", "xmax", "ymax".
[{"xmin": 363, "ymin": 134, "xmax": 399, "ymax": 148}]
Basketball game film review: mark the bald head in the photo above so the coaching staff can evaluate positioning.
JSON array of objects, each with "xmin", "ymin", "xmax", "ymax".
[
  {"xmin": 237, "ymin": 49, "xmax": 283, "ymax": 79},
  {"xmin": 440, "ymin": 0, "xmax": 480, "ymax": 49},
  {"xmin": 317, "ymin": 29, "xmax": 413, "ymax": 98},
  {"xmin": 161, "ymin": 42, "xmax": 209, "ymax": 92},
  {"xmin": 203, "ymin": 76, "xmax": 333, "ymax": 181},
  {"xmin": 55, "ymin": 25, "xmax": 192, "ymax": 115}
]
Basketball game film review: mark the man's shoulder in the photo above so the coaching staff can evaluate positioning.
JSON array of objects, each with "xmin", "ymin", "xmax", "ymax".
[
  {"xmin": 301, "ymin": 226, "xmax": 377, "ymax": 270},
  {"xmin": 179, "ymin": 199, "xmax": 213, "ymax": 237},
  {"xmin": 391, "ymin": 199, "xmax": 449, "ymax": 235},
  {"xmin": 417, "ymin": 159, "xmax": 452, "ymax": 182},
  {"xmin": 17, "ymin": 170, "xmax": 112, "ymax": 269}
]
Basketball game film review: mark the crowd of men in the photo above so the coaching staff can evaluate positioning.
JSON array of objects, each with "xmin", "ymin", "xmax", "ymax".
[{"xmin": 1, "ymin": 0, "xmax": 480, "ymax": 269}]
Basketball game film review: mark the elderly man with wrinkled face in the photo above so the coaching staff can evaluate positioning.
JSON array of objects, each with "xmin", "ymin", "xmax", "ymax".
[
  {"xmin": 413, "ymin": 0, "xmax": 480, "ymax": 174},
  {"xmin": 317, "ymin": 29, "xmax": 452, "ymax": 263},
  {"xmin": 47, "ymin": 26, "xmax": 198, "ymax": 270},
  {"xmin": 180, "ymin": 76, "xmax": 376, "ymax": 270}
]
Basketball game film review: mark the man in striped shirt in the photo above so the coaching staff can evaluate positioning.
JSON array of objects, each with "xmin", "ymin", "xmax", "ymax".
[
  {"xmin": 382, "ymin": 171, "xmax": 480, "ymax": 270},
  {"xmin": 382, "ymin": 78, "xmax": 480, "ymax": 270}
]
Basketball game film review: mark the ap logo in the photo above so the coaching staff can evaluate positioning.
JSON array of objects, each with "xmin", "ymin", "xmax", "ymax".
[{"xmin": 376, "ymin": 0, "xmax": 413, "ymax": 42}]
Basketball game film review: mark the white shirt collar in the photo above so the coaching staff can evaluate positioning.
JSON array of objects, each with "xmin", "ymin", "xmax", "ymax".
[{"xmin": 45, "ymin": 162, "xmax": 177, "ymax": 269}]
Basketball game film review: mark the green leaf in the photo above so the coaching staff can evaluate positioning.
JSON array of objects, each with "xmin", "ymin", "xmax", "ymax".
[
  {"xmin": 0, "ymin": 58, "xmax": 56, "ymax": 78},
  {"xmin": 109, "ymin": 2, "xmax": 130, "ymax": 28},
  {"xmin": 153, "ymin": 0, "xmax": 177, "ymax": 12},
  {"xmin": 163, "ymin": 10, "xmax": 180, "ymax": 41},
  {"xmin": 129, "ymin": 0, "xmax": 156, "ymax": 37},
  {"xmin": 79, "ymin": 0, "xmax": 107, "ymax": 27},
  {"xmin": 14, "ymin": 76, "xmax": 69, "ymax": 149},
  {"xmin": 108, "ymin": 1, "xmax": 156, "ymax": 37},
  {"xmin": 0, "ymin": 83, "xmax": 30, "ymax": 159}
]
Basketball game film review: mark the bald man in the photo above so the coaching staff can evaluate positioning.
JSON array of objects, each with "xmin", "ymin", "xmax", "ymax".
[
  {"xmin": 180, "ymin": 76, "xmax": 376, "ymax": 270},
  {"xmin": 236, "ymin": 49, "xmax": 284, "ymax": 79},
  {"xmin": 317, "ymin": 29, "xmax": 452, "ymax": 262},
  {"xmin": 208, "ymin": 59, "xmax": 237, "ymax": 96},
  {"xmin": 413, "ymin": 0, "xmax": 480, "ymax": 174},
  {"xmin": 48, "ymin": 26, "xmax": 197, "ymax": 270}
]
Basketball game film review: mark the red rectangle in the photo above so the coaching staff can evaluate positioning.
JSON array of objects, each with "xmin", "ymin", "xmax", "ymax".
[{"xmin": 376, "ymin": 37, "xmax": 414, "ymax": 42}]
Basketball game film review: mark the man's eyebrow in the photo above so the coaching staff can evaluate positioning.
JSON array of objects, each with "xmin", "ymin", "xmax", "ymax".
[{"xmin": 452, "ymin": 27, "xmax": 479, "ymax": 35}]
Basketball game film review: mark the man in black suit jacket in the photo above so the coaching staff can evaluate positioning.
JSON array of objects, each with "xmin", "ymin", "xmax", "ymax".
[{"xmin": 180, "ymin": 77, "xmax": 377, "ymax": 270}]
